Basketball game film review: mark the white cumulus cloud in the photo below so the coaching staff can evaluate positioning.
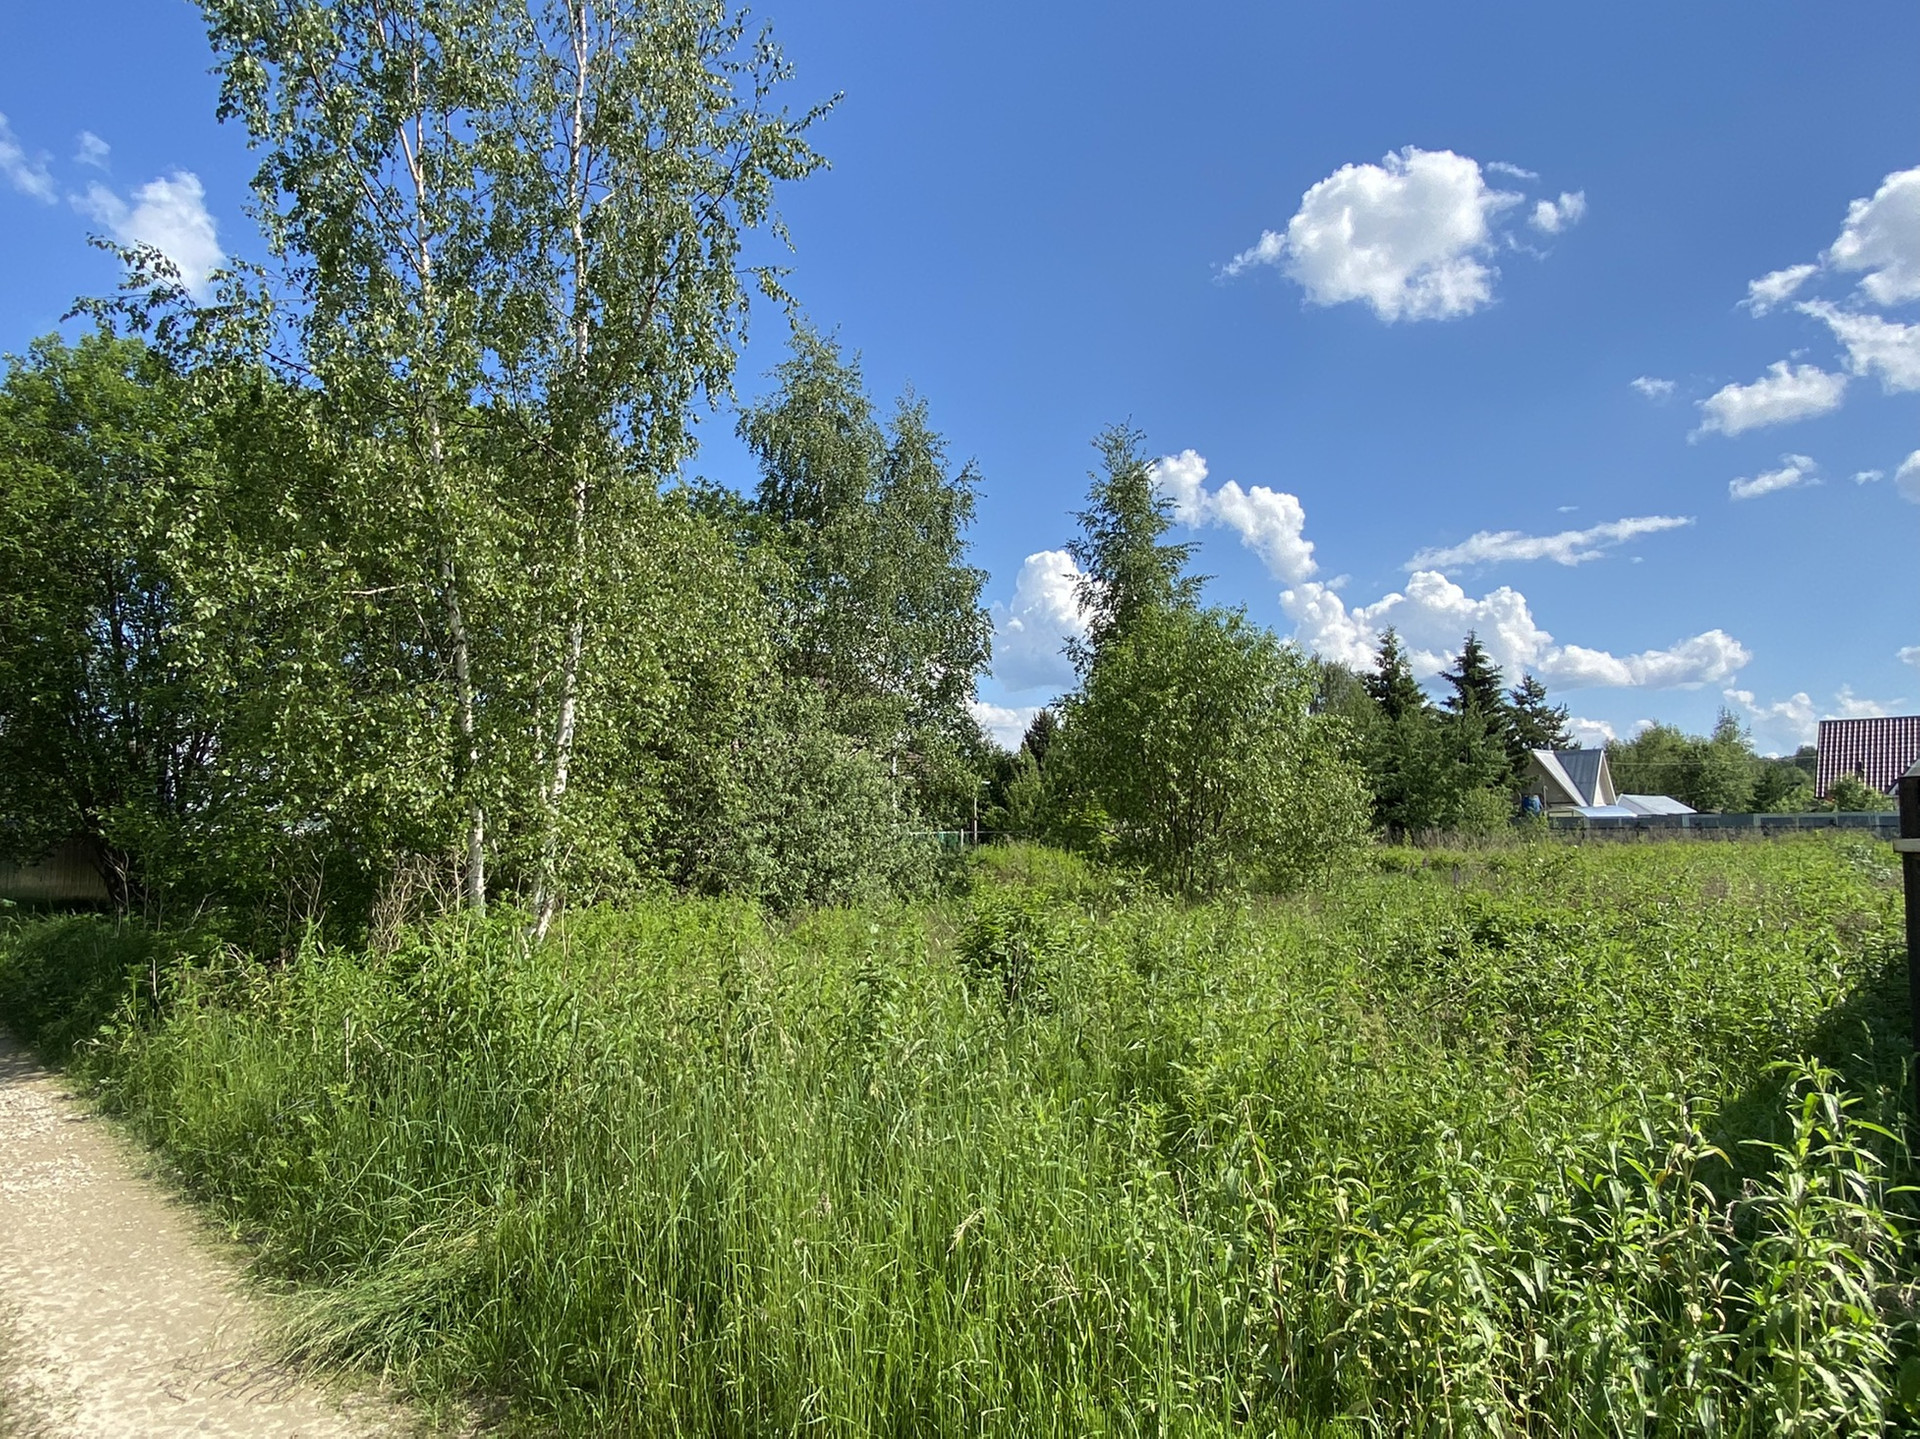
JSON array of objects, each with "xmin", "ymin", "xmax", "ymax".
[
  {"xmin": 1224, "ymin": 146, "xmax": 1527, "ymax": 322},
  {"xmin": 1726, "ymin": 685, "xmax": 1908, "ymax": 750},
  {"xmin": 74, "ymin": 131, "xmax": 109, "ymax": 170},
  {"xmin": 1542, "ymin": 631, "xmax": 1751, "ymax": 689},
  {"xmin": 1741, "ymin": 263, "xmax": 1818, "ymax": 315},
  {"xmin": 1280, "ymin": 569, "xmax": 1749, "ymax": 691},
  {"xmin": 1529, "ymin": 190, "xmax": 1587, "ymax": 235},
  {"xmin": 1900, "ymin": 646, "xmax": 1920, "ymax": 675},
  {"xmin": 1694, "ymin": 361, "xmax": 1847, "ymax": 437},
  {"xmin": 1738, "ymin": 167, "xmax": 1920, "ymax": 319},
  {"xmin": 1723, "ymin": 689, "xmax": 1818, "ymax": 747},
  {"xmin": 1797, "ymin": 301, "xmax": 1920, "ymax": 393},
  {"xmin": 986, "ymin": 550, "xmax": 1088, "ymax": 694},
  {"xmin": 1898, "ymin": 450, "xmax": 1920, "ymax": 505},
  {"xmin": 1826, "ymin": 164, "xmax": 1920, "ymax": 307},
  {"xmin": 1630, "ymin": 375, "xmax": 1676, "ymax": 401},
  {"xmin": 1567, "ymin": 716, "xmax": 1618, "ymax": 748},
  {"xmin": 0, "ymin": 112, "xmax": 55, "ymax": 203},
  {"xmin": 73, "ymin": 170, "xmax": 223, "ymax": 299},
  {"xmin": 1408, "ymin": 514, "xmax": 1692, "ymax": 571},
  {"xmin": 1855, "ymin": 469, "xmax": 1885, "ymax": 485},
  {"xmin": 1835, "ymin": 686, "xmax": 1903, "ymax": 719},
  {"xmin": 968, "ymin": 701, "xmax": 1044, "ymax": 752},
  {"xmin": 1728, "ymin": 453, "xmax": 1818, "ymax": 502},
  {"xmin": 1151, "ymin": 449, "xmax": 1316, "ymax": 583}
]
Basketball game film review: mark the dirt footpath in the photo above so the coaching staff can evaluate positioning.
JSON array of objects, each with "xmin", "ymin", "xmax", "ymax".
[{"xmin": 0, "ymin": 1033, "xmax": 411, "ymax": 1438}]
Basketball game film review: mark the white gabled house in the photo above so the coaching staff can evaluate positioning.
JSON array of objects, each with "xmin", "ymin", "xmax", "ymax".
[
  {"xmin": 1524, "ymin": 747, "xmax": 1695, "ymax": 818},
  {"xmin": 1526, "ymin": 748, "xmax": 1617, "ymax": 812}
]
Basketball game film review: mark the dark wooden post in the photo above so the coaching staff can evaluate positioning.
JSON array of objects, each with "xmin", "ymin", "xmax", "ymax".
[{"xmin": 1901, "ymin": 762, "xmax": 1920, "ymax": 1062}]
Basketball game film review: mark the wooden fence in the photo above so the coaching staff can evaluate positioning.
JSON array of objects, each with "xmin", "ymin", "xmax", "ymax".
[
  {"xmin": 1900, "ymin": 763, "xmax": 1919, "ymax": 1064},
  {"xmin": 0, "ymin": 839, "xmax": 112, "ymax": 905},
  {"xmin": 1548, "ymin": 811, "xmax": 1902, "ymax": 840}
]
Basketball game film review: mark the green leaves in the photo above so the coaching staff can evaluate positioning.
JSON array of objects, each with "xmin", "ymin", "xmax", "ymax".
[
  {"xmin": 183, "ymin": 0, "xmax": 833, "ymax": 921},
  {"xmin": 0, "ymin": 333, "xmax": 226, "ymax": 892},
  {"xmin": 1066, "ymin": 423, "xmax": 1200, "ymax": 672},
  {"xmin": 737, "ymin": 325, "xmax": 993, "ymax": 829},
  {"xmin": 1053, "ymin": 605, "xmax": 1370, "ymax": 895}
]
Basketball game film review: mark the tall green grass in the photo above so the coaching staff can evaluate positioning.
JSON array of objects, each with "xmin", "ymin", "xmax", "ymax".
[{"xmin": 2, "ymin": 838, "xmax": 1916, "ymax": 1435}]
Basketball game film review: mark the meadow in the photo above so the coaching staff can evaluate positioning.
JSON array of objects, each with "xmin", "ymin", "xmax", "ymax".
[{"xmin": 1, "ymin": 835, "xmax": 1915, "ymax": 1436}]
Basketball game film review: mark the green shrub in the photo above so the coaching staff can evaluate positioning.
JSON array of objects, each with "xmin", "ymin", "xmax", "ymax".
[{"xmin": 1451, "ymin": 784, "xmax": 1514, "ymax": 839}]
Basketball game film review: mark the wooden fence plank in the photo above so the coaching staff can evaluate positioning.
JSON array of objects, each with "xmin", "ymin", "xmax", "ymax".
[{"xmin": 1901, "ymin": 762, "xmax": 1919, "ymax": 1068}]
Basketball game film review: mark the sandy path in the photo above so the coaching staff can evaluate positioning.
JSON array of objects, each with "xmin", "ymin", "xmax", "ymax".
[{"xmin": 0, "ymin": 1033, "xmax": 414, "ymax": 1438}]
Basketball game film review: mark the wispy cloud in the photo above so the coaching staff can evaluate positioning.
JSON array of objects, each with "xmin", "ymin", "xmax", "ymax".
[
  {"xmin": 0, "ymin": 112, "xmax": 55, "ymax": 203},
  {"xmin": 1528, "ymin": 190, "xmax": 1587, "ymax": 235},
  {"xmin": 1898, "ymin": 451, "xmax": 1920, "ymax": 505},
  {"xmin": 1407, "ymin": 515, "xmax": 1692, "ymax": 571},
  {"xmin": 73, "ymin": 130, "xmax": 109, "ymax": 170},
  {"xmin": 1629, "ymin": 375, "xmax": 1676, "ymax": 401},
  {"xmin": 1728, "ymin": 453, "xmax": 1818, "ymax": 502},
  {"xmin": 1741, "ymin": 263, "xmax": 1817, "ymax": 315},
  {"xmin": 73, "ymin": 169, "xmax": 223, "ymax": 298}
]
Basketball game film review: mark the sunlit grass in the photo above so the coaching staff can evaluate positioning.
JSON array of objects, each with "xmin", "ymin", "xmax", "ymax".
[{"xmin": 2, "ymin": 836, "xmax": 1914, "ymax": 1435}]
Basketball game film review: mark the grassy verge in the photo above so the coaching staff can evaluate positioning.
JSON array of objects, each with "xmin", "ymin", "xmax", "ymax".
[{"xmin": 2, "ymin": 837, "xmax": 1916, "ymax": 1435}]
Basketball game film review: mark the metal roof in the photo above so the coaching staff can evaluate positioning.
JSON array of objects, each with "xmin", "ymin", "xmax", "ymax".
[
  {"xmin": 1618, "ymin": 793, "xmax": 1695, "ymax": 816},
  {"xmin": 1816, "ymin": 716, "xmax": 1920, "ymax": 796},
  {"xmin": 1530, "ymin": 748, "xmax": 1615, "ymax": 808}
]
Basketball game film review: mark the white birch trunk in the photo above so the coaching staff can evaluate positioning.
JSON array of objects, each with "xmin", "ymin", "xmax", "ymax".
[{"xmin": 532, "ymin": 0, "xmax": 595, "ymax": 939}]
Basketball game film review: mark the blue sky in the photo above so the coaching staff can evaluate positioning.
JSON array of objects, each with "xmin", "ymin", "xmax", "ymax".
[{"xmin": 2, "ymin": 2, "xmax": 1915, "ymax": 753}]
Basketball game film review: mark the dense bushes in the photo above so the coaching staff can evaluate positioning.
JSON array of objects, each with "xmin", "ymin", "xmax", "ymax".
[
  {"xmin": 3, "ymin": 837, "xmax": 1914, "ymax": 1435},
  {"xmin": 1050, "ymin": 605, "xmax": 1370, "ymax": 895}
]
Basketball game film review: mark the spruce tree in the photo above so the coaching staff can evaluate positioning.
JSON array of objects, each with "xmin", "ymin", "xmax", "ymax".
[
  {"xmin": 1441, "ymin": 632, "xmax": 1508, "ymax": 721},
  {"xmin": 1021, "ymin": 708, "xmax": 1059, "ymax": 768},
  {"xmin": 1066, "ymin": 423, "xmax": 1201, "ymax": 670},
  {"xmin": 741, "ymin": 328, "xmax": 992, "ymax": 753},
  {"xmin": 1440, "ymin": 632, "xmax": 1519, "ymax": 801},
  {"xmin": 1365, "ymin": 627, "xmax": 1429, "ymax": 721},
  {"xmin": 1505, "ymin": 672, "xmax": 1571, "ymax": 779}
]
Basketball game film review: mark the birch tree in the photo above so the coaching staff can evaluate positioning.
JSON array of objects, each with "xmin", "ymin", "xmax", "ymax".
[
  {"xmin": 488, "ymin": 0, "xmax": 827, "ymax": 932},
  {"xmin": 199, "ymin": 0, "xmax": 825, "ymax": 926}
]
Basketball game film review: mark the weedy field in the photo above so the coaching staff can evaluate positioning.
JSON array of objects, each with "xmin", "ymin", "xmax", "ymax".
[{"xmin": 1, "ymin": 836, "xmax": 1914, "ymax": 1436}]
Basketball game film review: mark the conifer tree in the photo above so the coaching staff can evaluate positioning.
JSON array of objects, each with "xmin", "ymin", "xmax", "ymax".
[
  {"xmin": 1066, "ymin": 423, "xmax": 1200, "ymax": 670},
  {"xmin": 1506, "ymin": 672, "xmax": 1571, "ymax": 778},
  {"xmin": 1441, "ymin": 633, "xmax": 1508, "ymax": 721},
  {"xmin": 739, "ymin": 327, "xmax": 992, "ymax": 829},
  {"xmin": 1021, "ymin": 709, "xmax": 1059, "ymax": 769},
  {"xmin": 1365, "ymin": 627, "xmax": 1429, "ymax": 721},
  {"xmin": 1439, "ymin": 632, "xmax": 1519, "ymax": 803}
]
